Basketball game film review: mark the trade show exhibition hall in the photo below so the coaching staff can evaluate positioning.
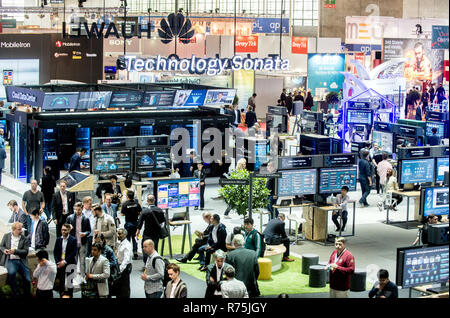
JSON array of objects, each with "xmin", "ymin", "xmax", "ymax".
[{"xmin": 0, "ymin": 0, "xmax": 448, "ymax": 301}]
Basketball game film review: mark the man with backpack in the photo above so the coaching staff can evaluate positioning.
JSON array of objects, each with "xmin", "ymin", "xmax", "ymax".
[
  {"xmin": 243, "ymin": 218, "xmax": 265, "ymax": 258},
  {"xmin": 141, "ymin": 239, "xmax": 167, "ymax": 298}
]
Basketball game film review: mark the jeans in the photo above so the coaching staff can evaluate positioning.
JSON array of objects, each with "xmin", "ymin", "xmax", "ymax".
[
  {"xmin": 267, "ymin": 196, "xmax": 278, "ymax": 220},
  {"xmin": 125, "ymin": 221, "xmax": 138, "ymax": 253},
  {"xmin": 331, "ymin": 210, "xmax": 348, "ymax": 231},
  {"xmin": 145, "ymin": 291, "xmax": 163, "ymax": 298},
  {"xmin": 185, "ymin": 237, "xmax": 208, "ymax": 261},
  {"xmin": 6, "ymin": 259, "xmax": 31, "ymax": 298},
  {"xmin": 0, "ymin": 169, "xmax": 3, "ymax": 185},
  {"xmin": 359, "ymin": 179, "xmax": 371, "ymax": 206},
  {"xmin": 198, "ymin": 244, "xmax": 209, "ymax": 265},
  {"xmin": 44, "ymin": 201, "xmax": 52, "ymax": 220}
]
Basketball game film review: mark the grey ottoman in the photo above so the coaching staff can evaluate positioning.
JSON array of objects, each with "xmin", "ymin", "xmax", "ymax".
[
  {"xmin": 350, "ymin": 268, "xmax": 367, "ymax": 292},
  {"xmin": 318, "ymin": 261, "xmax": 330, "ymax": 283},
  {"xmin": 302, "ymin": 254, "xmax": 319, "ymax": 275},
  {"xmin": 309, "ymin": 265, "xmax": 327, "ymax": 288}
]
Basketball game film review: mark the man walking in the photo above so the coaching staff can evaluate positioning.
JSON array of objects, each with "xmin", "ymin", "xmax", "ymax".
[
  {"xmin": 358, "ymin": 149, "xmax": 372, "ymax": 207},
  {"xmin": 243, "ymin": 218, "xmax": 263, "ymax": 258},
  {"xmin": 28, "ymin": 208, "xmax": 50, "ymax": 251},
  {"xmin": 52, "ymin": 180, "xmax": 75, "ymax": 237},
  {"xmin": 121, "ymin": 190, "xmax": 142, "ymax": 259},
  {"xmin": 93, "ymin": 205, "xmax": 117, "ymax": 251},
  {"xmin": 194, "ymin": 162, "xmax": 207, "ymax": 210},
  {"xmin": 141, "ymin": 239, "xmax": 165, "ymax": 298},
  {"xmin": 326, "ymin": 237, "xmax": 355, "ymax": 298},
  {"xmin": 33, "ymin": 250, "xmax": 57, "ymax": 299},
  {"xmin": 116, "ymin": 228, "xmax": 132, "ymax": 298},
  {"xmin": 53, "ymin": 223, "xmax": 78, "ymax": 297},
  {"xmin": 22, "ymin": 179, "xmax": 45, "ymax": 230}
]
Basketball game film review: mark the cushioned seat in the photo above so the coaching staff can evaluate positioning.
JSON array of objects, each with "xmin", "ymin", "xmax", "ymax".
[
  {"xmin": 301, "ymin": 254, "xmax": 319, "ymax": 275},
  {"xmin": 258, "ymin": 258, "xmax": 272, "ymax": 280},
  {"xmin": 350, "ymin": 268, "xmax": 367, "ymax": 292},
  {"xmin": 309, "ymin": 265, "xmax": 327, "ymax": 287}
]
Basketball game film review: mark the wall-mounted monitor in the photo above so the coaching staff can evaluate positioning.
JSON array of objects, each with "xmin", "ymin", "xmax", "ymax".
[
  {"xmin": 104, "ymin": 66, "xmax": 117, "ymax": 74},
  {"xmin": 323, "ymin": 153, "xmax": 357, "ymax": 167},
  {"xmin": 436, "ymin": 157, "xmax": 449, "ymax": 183},
  {"xmin": 277, "ymin": 169, "xmax": 317, "ymax": 197},
  {"xmin": 109, "ymin": 91, "xmax": 143, "ymax": 108},
  {"xmin": 203, "ymin": 89, "xmax": 236, "ymax": 106},
  {"xmin": 173, "ymin": 89, "xmax": 206, "ymax": 107},
  {"xmin": 347, "ymin": 109, "xmax": 372, "ymax": 125},
  {"xmin": 78, "ymin": 91, "xmax": 112, "ymax": 109},
  {"xmin": 142, "ymin": 90, "xmax": 176, "ymax": 108},
  {"xmin": 42, "ymin": 92, "xmax": 79, "ymax": 111},
  {"xmin": 420, "ymin": 186, "xmax": 449, "ymax": 217},
  {"xmin": 399, "ymin": 158, "xmax": 435, "ymax": 184},
  {"xmin": 157, "ymin": 178, "xmax": 200, "ymax": 209},
  {"xmin": 372, "ymin": 130, "xmax": 394, "ymax": 155},
  {"xmin": 319, "ymin": 166, "xmax": 358, "ymax": 194},
  {"xmin": 91, "ymin": 148, "xmax": 132, "ymax": 174}
]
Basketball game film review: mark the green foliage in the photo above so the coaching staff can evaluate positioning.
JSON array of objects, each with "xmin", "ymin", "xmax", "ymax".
[
  {"xmin": 218, "ymin": 169, "xmax": 270, "ymax": 216},
  {"xmin": 0, "ymin": 285, "xmax": 12, "ymax": 298},
  {"xmin": 232, "ymin": 95, "xmax": 239, "ymax": 106},
  {"xmin": 325, "ymin": 91, "xmax": 340, "ymax": 104}
]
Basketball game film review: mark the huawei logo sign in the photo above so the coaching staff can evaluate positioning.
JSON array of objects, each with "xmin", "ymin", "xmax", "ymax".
[
  {"xmin": 158, "ymin": 13, "xmax": 195, "ymax": 44},
  {"xmin": 56, "ymin": 41, "xmax": 62, "ymax": 47}
]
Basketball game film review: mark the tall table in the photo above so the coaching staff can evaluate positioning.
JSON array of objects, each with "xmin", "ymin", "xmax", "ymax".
[
  {"xmin": 160, "ymin": 207, "xmax": 193, "ymax": 259},
  {"xmin": 386, "ymin": 190, "xmax": 421, "ymax": 229},
  {"xmin": 273, "ymin": 202, "xmax": 314, "ymax": 235}
]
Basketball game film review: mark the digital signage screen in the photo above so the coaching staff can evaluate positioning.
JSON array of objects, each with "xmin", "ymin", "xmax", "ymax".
[
  {"xmin": 280, "ymin": 156, "xmax": 312, "ymax": 169},
  {"xmin": 319, "ymin": 167, "xmax": 358, "ymax": 194},
  {"xmin": 372, "ymin": 131, "xmax": 394, "ymax": 155},
  {"xmin": 203, "ymin": 89, "xmax": 237, "ymax": 106},
  {"xmin": 78, "ymin": 91, "xmax": 112, "ymax": 109},
  {"xmin": 400, "ymin": 158, "xmax": 435, "ymax": 184},
  {"xmin": 401, "ymin": 245, "xmax": 449, "ymax": 288},
  {"xmin": 42, "ymin": 92, "xmax": 79, "ymax": 111},
  {"xmin": 426, "ymin": 121, "xmax": 445, "ymax": 138},
  {"xmin": 347, "ymin": 109, "xmax": 372, "ymax": 125},
  {"xmin": 157, "ymin": 178, "xmax": 200, "ymax": 209},
  {"xmin": 92, "ymin": 149, "xmax": 132, "ymax": 174},
  {"xmin": 173, "ymin": 89, "xmax": 207, "ymax": 107},
  {"xmin": 277, "ymin": 169, "xmax": 317, "ymax": 197},
  {"xmin": 135, "ymin": 147, "xmax": 171, "ymax": 172},
  {"xmin": 142, "ymin": 91, "xmax": 176, "ymax": 108},
  {"xmin": 109, "ymin": 91, "xmax": 143, "ymax": 108},
  {"xmin": 421, "ymin": 187, "xmax": 449, "ymax": 217},
  {"xmin": 436, "ymin": 157, "xmax": 449, "ymax": 183},
  {"xmin": 323, "ymin": 154, "xmax": 357, "ymax": 167}
]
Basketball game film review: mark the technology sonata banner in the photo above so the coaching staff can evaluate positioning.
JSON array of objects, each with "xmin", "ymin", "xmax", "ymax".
[{"xmin": 235, "ymin": 36, "xmax": 258, "ymax": 53}]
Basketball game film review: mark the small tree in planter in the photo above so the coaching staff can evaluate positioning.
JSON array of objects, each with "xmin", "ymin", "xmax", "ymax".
[
  {"xmin": 325, "ymin": 91, "xmax": 340, "ymax": 110},
  {"xmin": 218, "ymin": 169, "xmax": 270, "ymax": 217}
]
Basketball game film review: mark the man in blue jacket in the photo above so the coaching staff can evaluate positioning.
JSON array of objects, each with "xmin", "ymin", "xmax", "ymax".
[{"xmin": 199, "ymin": 214, "xmax": 227, "ymax": 271}]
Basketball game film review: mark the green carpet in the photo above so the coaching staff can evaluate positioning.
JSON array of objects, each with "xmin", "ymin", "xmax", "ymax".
[{"xmin": 161, "ymin": 235, "xmax": 334, "ymax": 296}]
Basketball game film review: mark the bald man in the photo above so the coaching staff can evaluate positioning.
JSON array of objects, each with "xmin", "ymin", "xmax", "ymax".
[{"xmin": 137, "ymin": 194, "xmax": 166, "ymax": 264}]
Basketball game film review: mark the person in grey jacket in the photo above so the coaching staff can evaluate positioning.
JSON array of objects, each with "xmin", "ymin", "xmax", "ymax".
[
  {"xmin": 141, "ymin": 239, "xmax": 165, "ymax": 298},
  {"xmin": 85, "ymin": 243, "xmax": 111, "ymax": 298},
  {"xmin": 221, "ymin": 266, "xmax": 249, "ymax": 298},
  {"xmin": 0, "ymin": 146, "xmax": 6, "ymax": 185}
]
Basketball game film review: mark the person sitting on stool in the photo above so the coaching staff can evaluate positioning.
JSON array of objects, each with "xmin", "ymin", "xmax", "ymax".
[
  {"xmin": 332, "ymin": 186, "xmax": 349, "ymax": 232},
  {"xmin": 262, "ymin": 213, "xmax": 294, "ymax": 262}
]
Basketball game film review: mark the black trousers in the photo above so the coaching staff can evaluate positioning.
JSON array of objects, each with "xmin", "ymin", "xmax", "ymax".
[
  {"xmin": 375, "ymin": 173, "xmax": 381, "ymax": 194},
  {"xmin": 332, "ymin": 210, "xmax": 348, "ymax": 231},
  {"xmin": 115, "ymin": 264, "xmax": 132, "ymax": 298},
  {"xmin": 142, "ymin": 235, "xmax": 159, "ymax": 264},
  {"xmin": 267, "ymin": 237, "xmax": 290, "ymax": 258},
  {"xmin": 392, "ymin": 194, "xmax": 403, "ymax": 206},
  {"xmin": 36, "ymin": 289, "xmax": 53, "ymax": 299},
  {"xmin": 200, "ymin": 184, "xmax": 206, "ymax": 209},
  {"xmin": 55, "ymin": 265, "xmax": 74, "ymax": 297},
  {"xmin": 186, "ymin": 237, "xmax": 208, "ymax": 261},
  {"xmin": 56, "ymin": 214, "xmax": 69, "ymax": 237}
]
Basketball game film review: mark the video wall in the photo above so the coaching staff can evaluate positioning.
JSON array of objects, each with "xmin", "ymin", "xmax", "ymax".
[{"xmin": 157, "ymin": 178, "xmax": 200, "ymax": 209}]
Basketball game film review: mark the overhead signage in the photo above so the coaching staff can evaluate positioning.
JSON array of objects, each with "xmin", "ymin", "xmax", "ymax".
[
  {"xmin": 398, "ymin": 147, "xmax": 431, "ymax": 159},
  {"xmin": 291, "ymin": 37, "xmax": 308, "ymax": 54},
  {"xmin": 432, "ymin": 25, "xmax": 449, "ymax": 49},
  {"xmin": 6, "ymin": 86, "xmax": 45, "ymax": 107},
  {"xmin": 62, "ymin": 21, "xmax": 151, "ymax": 39},
  {"xmin": 235, "ymin": 36, "xmax": 258, "ymax": 53},
  {"xmin": 252, "ymin": 18, "xmax": 289, "ymax": 34},
  {"xmin": 280, "ymin": 157, "xmax": 312, "ymax": 169},
  {"xmin": 124, "ymin": 54, "xmax": 290, "ymax": 75},
  {"xmin": 219, "ymin": 179, "xmax": 249, "ymax": 186},
  {"xmin": 348, "ymin": 101, "xmax": 371, "ymax": 108},
  {"xmin": 323, "ymin": 154, "xmax": 357, "ymax": 167},
  {"xmin": 253, "ymin": 172, "xmax": 282, "ymax": 178},
  {"xmin": 343, "ymin": 43, "xmax": 382, "ymax": 55},
  {"xmin": 0, "ymin": 41, "xmax": 31, "ymax": 48}
]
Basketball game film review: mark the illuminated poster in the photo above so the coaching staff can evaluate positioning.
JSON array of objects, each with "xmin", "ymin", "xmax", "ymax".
[
  {"xmin": 233, "ymin": 70, "xmax": 255, "ymax": 108},
  {"xmin": 307, "ymin": 54, "xmax": 345, "ymax": 96}
]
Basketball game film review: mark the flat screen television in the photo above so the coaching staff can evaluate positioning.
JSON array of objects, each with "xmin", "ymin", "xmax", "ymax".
[
  {"xmin": 78, "ymin": 91, "xmax": 112, "ymax": 109},
  {"xmin": 173, "ymin": 89, "xmax": 206, "ymax": 107},
  {"xmin": 372, "ymin": 130, "xmax": 394, "ymax": 155},
  {"xmin": 399, "ymin": 158, "xmax": 435, "ymax": 185},
  {"xmin": 203, "ymin": 89, "xmax": 236, "ymax": 106},
  {"xmin": 319, "ymin": 166, "xmax": 358, "ymax": 194},
  {"xmin": 426, "ymin": 121, "xmax": 445, "ymax": 138},
  {"xmin": 277, "ymin": 169, "xmax": 317, "ymax": 197},
  {"xmin": 347, "ymin": 109, "xmax": 372, "ymax": 125},
  {"xmin": 420, "ymin": 186, "xmax": 449, "ymax": 217},
  {"xmin": 91, "ymin": 148, "xmax": 132, "ymax": 174},
  {"xmin": 109, "ymin": 91, "xmax": 143, "ymax": 108},
  {"xmin": 436, "ymin": 157, "xmax": 449, "ymax": 183},
  {"xmin": 142, "ymin": 90, "xmax": 176, "ymax": 108},
  {"xmin": 42, "ymin": 92, "xmax": 79, "ymax": 111},
  {"xmin": 157, "ymin": 178, "xmax": 200, "ymax": 209},
  {"xmin": 396, "ymin": 245, "xmax": 449, "ymax": 288}
]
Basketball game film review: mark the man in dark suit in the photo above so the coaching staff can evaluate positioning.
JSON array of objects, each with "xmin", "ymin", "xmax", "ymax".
[
  {"xmin": 286, "ymin": 92, "xmax": 293, "ymax": 115},
  {"xmin": 52, "ymin": 180, "xmax": 75, "ymax": 237},
  {"xmin": 245, "ymin": 105, "xmax": 257, "ymax": 129},
  {"xmin": 230, "ymin": 104, "xmax": 241, "ymax": 128},
  {"xmin": 66, "ymin": 202, "xmax": 91, "ymax": 277},
  {"xmin": 136, "ymin": 194, "xmax": 166, "ymax": 264},
  {"xmin": 53, "ymin": 223, "xmax": 78, "ymax": 297},
  {"xmin": 28, "ymin": 208, "xmax": 50, "ymax": 251},
  {"xmin": 225, "ymin": 234, "xmax": 260, "ymax": 298},
  {"xmin": 8, "ymin": 200, "xmax": 28, "ymax": 228},
  {"xmin": 205, "ymin": 249, "xmax": 231, "ymax": 298},
  {"xmin": 263, "ymin": 213, "xmax": 294, "ymax": 262},
  {"xmin": 199, "ymin": 214, "xmax": 227, "ymax": 271},
  {"xmin": 0, "ymin": 222, "xmax": 31, "ymax": 298}
]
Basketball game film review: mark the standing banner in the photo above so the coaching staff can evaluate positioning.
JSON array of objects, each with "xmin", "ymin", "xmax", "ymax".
[
  {"xmin": 235, "ymin": 36, "xmax": 258, "ymax": 53},
  {"xmin": 291, "ymin": 37, "xmax": 308, "ymax": 54},
  {"xmin": 432, "ymin": 25, "xmax": 449, "ymax": 49}
]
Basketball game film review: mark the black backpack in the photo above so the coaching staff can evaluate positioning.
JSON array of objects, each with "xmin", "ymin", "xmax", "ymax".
[
  {"xmin": 252, "ymin": 230, "xmax": 266, "ymax": 258},
  {"xmin": 152, "ymin": 256, "xmax": 171, "ymax": 287}
]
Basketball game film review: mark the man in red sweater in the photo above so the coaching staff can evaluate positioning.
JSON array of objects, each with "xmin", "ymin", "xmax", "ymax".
[{"xmin": 326, "ymin": 237, "xmax": 355, "ymax": 298}]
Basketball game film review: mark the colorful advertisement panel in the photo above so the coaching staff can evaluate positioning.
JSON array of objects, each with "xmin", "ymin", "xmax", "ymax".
[
  {"xmin": 432, "ymin": 25, "xmax": 449, "ymax": 49},
  {"xmin": 307, "ymin": 53, "xmax": 345, "ymax": 96}
]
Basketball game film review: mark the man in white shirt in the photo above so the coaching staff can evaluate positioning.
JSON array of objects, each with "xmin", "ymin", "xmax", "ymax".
[
  {"xmin": 33, "ymin": 250, "xmax": 57, "ymax": 298},
  {"xmin": 115, "ymin": 228, "xmax": 132, "ymax": 298},
  {"xmin": 332, "ymin": 186, "xmax": 350, "ymax": 232},
  {"xmin": 221, "ymin": 266, "xmax": 249, "ymax": 298}
]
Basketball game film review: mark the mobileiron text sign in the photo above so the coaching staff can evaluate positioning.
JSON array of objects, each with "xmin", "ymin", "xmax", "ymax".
[
  {"xmin": 124, "ymin": 54, "xmax": 289, "ymax": 75},
  {"xmin": 0, "ymin": 41, "xmax": 31, "ymax": 48},
  {"xmin": 235, "ymin": 36, "xmax": 258, "ymax": 53},
  {"xmin": 6, "ymin": 86, "xmax": 45, "ymax": 107}
]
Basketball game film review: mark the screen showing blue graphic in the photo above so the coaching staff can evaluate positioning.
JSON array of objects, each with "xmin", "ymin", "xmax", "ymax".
[
  {"xmin": 400, "ymin": 159, "xmax": 435, "ymax": 184},
  {"xmin": 157, "ymin": 178, "xmax": 200, "ymax": 209},
  {"xmin": 78, "ymin": 91, "xmax": 112, "ymax": 109},
  {"xmin": 436, "ymin": 157, "xmax": 449, "ymax": 183},
  {"xmin": 42, "ymin": 92, "xmax": 79, "ymax": 111},
  {"xmin": 319, "ymin": 167, "xmax": 357, "ymax": 194},
  {"xmin": 422, "ymin": 187, "xmax": 449, "ymax": 216},
  {"xmin": 91, "ymin": 149, "xmax": 132, "ymax": 174},
  {"xmin": 402, "ymin": 245, "xmax": 449, "ymax": 288},
  {"xmin": 142, "ymin": 91, "xmax": 175, "ymax": 108},
  {"xmin": 204, "ymin": 89, "xmax": 237, "ymax": 106},
  {"xmin": 347, "ymin": 109, "xmax": 372, "ymax": 125},
  {"xmin": 173, "ymin": 90, "xmax": 206, "ymax": 107},
  {"xmin": 372, "ymin": 130, "xmax": 393, "ymax": 154},
  {"xmin": 426, "ymin": 121, "xmax": 445, "ymax": 138},
  {"xmin": 278, "ymin": 169, "xmax": 317, "ymax": 197},
  {"xmin": 109, "ymin": 91, "xmax": 143, "ymax": 108}
]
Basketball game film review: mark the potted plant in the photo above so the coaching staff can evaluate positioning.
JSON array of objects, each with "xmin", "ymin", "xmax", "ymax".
[
  {"xmin": 218, "ymin": 168, "xmax": 270, "ymax": 217},
  {"xmin": 325, "ymin": 92, "xmax": 340, "ymax": 105}
]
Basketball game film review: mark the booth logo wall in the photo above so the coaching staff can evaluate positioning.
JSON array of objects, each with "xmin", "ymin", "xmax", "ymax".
[
  {"xmin": 158, "ymin": 13, "xmax": 195, "ymax": 44},
  {"xmin": 291, "ymin": 37, "xmax": 308, "ymax": 54},
  {"xmin": 307, "ymin": 53, "xmax": 345, "ymax": 95},
  {"xmin": 235, "ymin": 36, "xmax": 258, "ymax": 53}
]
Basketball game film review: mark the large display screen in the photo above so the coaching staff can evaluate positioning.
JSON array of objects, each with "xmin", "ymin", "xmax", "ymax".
[
  {"xmin": 400, "ymin": 158, "xmax": 435, "ymax": 184},
  {"xmin": 422, "ymin": 187, "xmax": 449, "ymax": 216},
  {"xmin": 142, "ymin": 91, "xmax": 176, "ymax": 108},
  {"xmin": 277, "ymin": 169, "xmax": 317, "ymax": 197},
  {"xmin": 319, "ymin": 167, "xmax": 358, "ymax": 194},
  {"xmin": 347, "ymin": 109, "xmax": 372, "ymax": 125},
  {"xmin": 372, "ymin": 130, "xmax": 394, "ymax": 155},
  {"xmin": 78, "ymin": 91, "xmax": 112, "ymax": 109},
  {"xmin": 157, "ymin": 178, "xmax": 200, "ymax": 209},
  {"xmin": 436, "ymin": 157, "xmax": 449, "ymax": 183},
  {"xmin": 203, "ymin": 89, "xmax": 237, "ymax": 106},
  {"xmin": 173, "ymin": 89, "xmax": 206, "ymax": 107},
  {"xmin": 92, "ymin": 149, "xmax": 132, "ymax": 174},
  {"xmin": 135, "ymin": 147, "xmax": 171, "ymax": 172},
  {"xmin": 42, "ymin": 92, "xmax": 79, "ymax": 111},
  {"xmin": 109, "ymin": 91, "xmax": 143, "ymax": 108},
  {"xmin": 426, "ymin": 121, "xmax": 445, "ymax": 138},
  {"xmin": 401, "ymin": 245, "xmax": 449, "ymax": 288}
]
